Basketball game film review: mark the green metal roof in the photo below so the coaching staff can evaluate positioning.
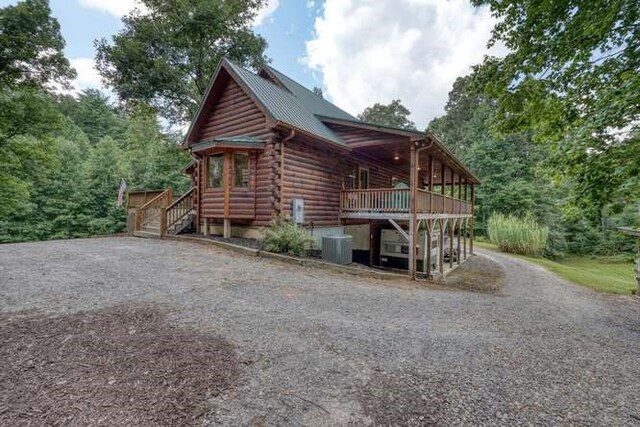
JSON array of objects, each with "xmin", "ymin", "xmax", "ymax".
[
  {"xmin": 223, "ymin": 59, "xmax": 347, "ymax": 148},
  {"xmin": 190, "ymin": 135, "xmax": 266, "ymax": 152},
  {"xmin": 262, "ymin": 65, "xmax": 358, "ymax": 122}
]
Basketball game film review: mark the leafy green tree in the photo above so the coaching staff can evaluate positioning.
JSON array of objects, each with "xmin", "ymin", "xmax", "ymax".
[
  {"xmin": 59, "ymin": 89, "xmax": 126, "ymax": 144},
  {"xmin": 0, "ymin": 0, "xmax": 74, "ymax": 219},
  {"xmin": 83, "ymin": 137, "xmax": 126, "ymax": 234},
  {"xmin": 471, "ymin": 0, "xmax": 640, "ymax": 220},
  {"xmin": 95, "ymin": 0, "xmax": 269, "ymax": 123},
  {"xmin": 358, "ymin": 99, "xmax": 417, "ymax": 130},
  {"xmin": 0, "ymin": 0, "xmax": 75, "ymax": 89},
  {"xmin": 428, "ymin": 76, "xmax": 562, "ymax": 248},
  {"xmin": 122, "ymin": 105, "xmax": 190, "ymax": 192}
]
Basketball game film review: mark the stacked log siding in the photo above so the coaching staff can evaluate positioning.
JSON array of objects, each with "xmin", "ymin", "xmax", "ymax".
[{"xmin": 196, "ymin": 78, "xmax": 271, "ymax": 141}]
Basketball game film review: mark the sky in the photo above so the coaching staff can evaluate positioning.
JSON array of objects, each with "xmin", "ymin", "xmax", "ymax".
[{"xmin": 1, "ymin": 0, "xmax": 503, "ymax": 128}]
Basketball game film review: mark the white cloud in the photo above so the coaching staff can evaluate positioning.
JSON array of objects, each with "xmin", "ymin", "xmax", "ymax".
[
  {"xmin": 305, "ymin": 0, "xmax": 506, "ymax": 128},
  {"xmin": 78, "ymin": 0, "xmax": 147, "ymax": 17},
  {"xmin": 69, "ymin": 58, "xmax": 104, "ymax": 92},
  {"xmin": 253, "ymin": 0, "xmax": 280, "ymax": 27}
]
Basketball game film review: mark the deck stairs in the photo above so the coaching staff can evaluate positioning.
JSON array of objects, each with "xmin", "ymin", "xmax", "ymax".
[
  {"xmin": 136, "ymin": 211, "xmax": 195, "ymax": 237},
  {"xmin": 132, "ymin": 187, "xmax": 196, "ymax": 239}
]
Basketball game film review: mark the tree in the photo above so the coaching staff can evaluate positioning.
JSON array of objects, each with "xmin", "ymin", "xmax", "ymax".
[
  {"xmin": 428, "ymin": 76, "xmax": 562, "ymax": 250},
  {"xmin": 0, "ymin": 0, "xmax": 74, "ymax": 219},
  {"xmin": 358, "ymin": 99, "xmax": 417, "ymax": 130},
  {"xmin": 0, "ymin": 0, "xmax": 75, "ymax": 90},
  {"xmin": 122, "ymin": 105, "xmax": 189, "ymax": 192},
  {"xmin": 59, "ymin": 89, "xmax": 126, "ymax": 144},
  {"xmin": 95, "ymin": 0, "xmax": 269, "ymax": 123},
  {"xmin": 471, "ymin": 0, "xmax": 640, "ymax": 220},
  {"xmin": 83, "ymin": 136, "xmax": 126, "ymax": 234},
  {"xmin": 312, "ymin": 86, "xmax": 323, "ymax": 98}
]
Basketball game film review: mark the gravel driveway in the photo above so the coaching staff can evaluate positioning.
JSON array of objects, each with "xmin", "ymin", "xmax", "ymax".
[{"xmin": 1, "ymin": 237, "xmax": 639, "ymax": 425}]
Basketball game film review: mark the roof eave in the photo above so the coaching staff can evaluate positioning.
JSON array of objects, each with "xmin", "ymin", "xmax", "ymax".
[
  {"xmin": 182, "ymin": 58, "xmax": 279, "ymax": 148},
  {"xmin": 275, "ymin": 121, "xmax": 351, "ymax": 152},
  {"xmin": 317, "ymin": 115, "xmax": 426, "ymax": 139},
  {"xmin": 425, "ymin": 132, "xmax": 481, "ymax": 185},
  {"xmin": 182, "ymin": 60, "xmax": 226, "ymax": 148}
]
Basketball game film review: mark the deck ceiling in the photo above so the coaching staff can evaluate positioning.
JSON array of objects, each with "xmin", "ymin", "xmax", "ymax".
[{"xmin": 354, "ymin": 142, "xmax": 476, "ymax": 186}]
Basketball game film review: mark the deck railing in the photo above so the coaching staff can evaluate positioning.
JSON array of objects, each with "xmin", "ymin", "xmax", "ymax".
[
  {"xmin": 416, "ymin": 189, "xmax": 472, "ymax": 215},
  {"xmin": 340, "ymin": 188, "xmax": 411, "ymax": 214},
  {"xmin": 340, "ymin": 188, "xmax": 471, "ymax": 216},
  {"xmin": 166, "ymin": 187, "xmax": 195, "ymax": 231},
  {"xmin": 127, "ymin": 190, "xmax": 166, "ymax": 209},
  {"xmin": 135, "ymin": 188, "xmax": 173, "ymax": 233}
]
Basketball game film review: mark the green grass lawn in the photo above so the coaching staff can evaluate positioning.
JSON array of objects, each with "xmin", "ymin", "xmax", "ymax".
[{"xmin": 475, "ymin": 241, "xmax": 637, "ymax": 294}]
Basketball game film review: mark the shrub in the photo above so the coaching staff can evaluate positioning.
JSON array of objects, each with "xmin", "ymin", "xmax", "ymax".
[
  {"xmin": 488, "ymin": 213, "xmax": 549, "ymax": 256},
  {"xmin": 263, "ymin": 218, "xmax": 315, "ymax": 257}
]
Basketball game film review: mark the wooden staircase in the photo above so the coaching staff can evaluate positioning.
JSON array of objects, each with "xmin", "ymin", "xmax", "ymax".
[{"xmin": 133, "ymin": 187, "xmax": 196, "ymax": 238}]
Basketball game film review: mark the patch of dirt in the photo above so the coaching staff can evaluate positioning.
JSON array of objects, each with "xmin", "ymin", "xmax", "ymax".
[
  {"xmin": 359, "ymin": 370, "xmax": 446, "ymax": 425},
  {"xmin": 0, "ymin": 305, "xmax": 239, "ymax": 426},
  {"xmin": 445, "ymin": 254, "xmax": 505, "ymax": 293}
]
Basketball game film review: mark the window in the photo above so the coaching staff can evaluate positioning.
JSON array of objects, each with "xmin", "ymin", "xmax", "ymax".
[
  {"xmin": 358, "ymin": 167, "xmax": 369, "ymax": 189},
  {"xmin": 233, "ymin": 152, "xmax": 250, "ymax": 188},
  {"xmin": 208, "ymin": 153, "xmax": 224, "ymax": 188}
]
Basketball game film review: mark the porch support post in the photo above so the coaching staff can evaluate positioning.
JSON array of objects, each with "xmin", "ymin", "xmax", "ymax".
[
  {"xmin": 451, "ymin": 172, "xmax": 456, "ymax": 199},
  {"xmin": 409, "ymin": 143, "xmax": 417, "ymax": 280},
  {"xmin": 203, "ymin": 218, "xmax": 209, "ymax": 236},
  {"xmin": 457, "ymin": 173, "xmax": 462, "ymax": 214},
  {"xmin": 470, "ymin": 185, "xmax": 475, "ymax": 255},
  {"xmin": 438, "ymin": 219, "xmax": 445, "ymax": 274},
  {"xmin": 457, "ymin": 218, "xmax": 462, "ymax": 265},
  {"xmin": 463, "ymin": 179, "xmax": 468, "ymax": 202},
  {"xmin": 428, "ymin": 156, "xmax": 434, "ymax": 212},
  {"xmin": 441, "ymin": 163, "xmax": 446, "ymax": 195},
  {"xmin": 463, "ymin": 218, "xmax": 468, "ymax": 260},
  {"xmin": 223, "ymin": 218, "xmax": 231, "ymax": 239},
  {"xmin": 425, "ymin": 219, "xmax": 432, "ymax": 278},
  {"xmin": 449, "ymin": 218, "xmax": 455, "ymax": 269}
]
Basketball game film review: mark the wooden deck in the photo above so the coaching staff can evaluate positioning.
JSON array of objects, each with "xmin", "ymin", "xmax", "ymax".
[{"xmin": 340, "ymin": 188, "xmax": 472, "ymax": 220}]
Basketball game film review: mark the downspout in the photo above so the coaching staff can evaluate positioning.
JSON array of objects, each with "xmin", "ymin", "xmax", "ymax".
[{"xmin": 280, "ymin": 130, "xmax": 295, "ymax": 217}]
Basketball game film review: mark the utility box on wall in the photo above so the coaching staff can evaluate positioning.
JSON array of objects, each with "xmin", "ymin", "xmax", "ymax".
[{"xmin": 292, "ymin": 198, "xmax": 304, "ymax": 224}]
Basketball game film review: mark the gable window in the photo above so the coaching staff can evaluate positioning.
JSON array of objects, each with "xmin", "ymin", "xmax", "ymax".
[
  {"xmin": 208, "ymin": 153, "xmax": 224, "ymax": 188},
  {"xmin": 358, "ymin": 167, "xmax": 369, "ymax": 189},
  {"xmin": 233, "ymin": 152, "xmax": 250, "ymax": 188}
]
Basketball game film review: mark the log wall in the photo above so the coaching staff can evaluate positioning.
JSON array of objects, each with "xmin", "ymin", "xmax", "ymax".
[
  {"xmin": 281, "ymin": 137, "xmax": 410, "ymax": 226},
  {"xmin": 192, "ymin": 75, "xmax": 279, "ymax": 224},
  {"xmin": 194, "ymin": 77, "xmax": 272, "ymax": 142}
]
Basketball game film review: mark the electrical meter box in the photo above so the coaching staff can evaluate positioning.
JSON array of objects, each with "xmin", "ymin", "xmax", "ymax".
[{"xmin": 292, "ymin": 198, "xmax": 304, "ymax": 224}]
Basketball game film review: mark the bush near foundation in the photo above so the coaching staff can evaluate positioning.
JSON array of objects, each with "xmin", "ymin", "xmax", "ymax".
[
  {"xmin": 263, "ymin": 218, "xmax": 315, "ymax": 257},
  {"xmin": 488, "ymin": 213, "xmax": 549, "ymax": 256}
]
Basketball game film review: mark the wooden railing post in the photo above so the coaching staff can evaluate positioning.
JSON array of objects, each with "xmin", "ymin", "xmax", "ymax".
[
  {"xmin": 160, "ymin": 208, "xmax": 167, "ymax": 237},
  {"xmin": 134, "ymin": 209, "xmax": 140, "ymax": 231}
]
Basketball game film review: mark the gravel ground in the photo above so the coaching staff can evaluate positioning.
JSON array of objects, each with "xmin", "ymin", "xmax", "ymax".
[{"xmin": 1, "ymin": 237, "xmax": 639, "ymax": 425}]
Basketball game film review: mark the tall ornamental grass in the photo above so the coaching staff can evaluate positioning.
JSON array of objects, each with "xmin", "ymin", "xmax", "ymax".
[{"xmin": 488, "ymin": 213, "xmax": 549, "ymax": 256}]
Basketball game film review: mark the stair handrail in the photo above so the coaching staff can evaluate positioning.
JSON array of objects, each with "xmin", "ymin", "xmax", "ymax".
[
  {"xmin": 135, "ymin": 188, "xmax": 173, "ymax": 232},
  {"xmin": 165, "ymin": 187, "xmax": 196, "ymax": 231}
]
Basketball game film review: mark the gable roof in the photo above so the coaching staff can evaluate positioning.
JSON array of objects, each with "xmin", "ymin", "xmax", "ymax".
[
  {"xmin": 223, "ymin": 60, "xmax": 347, "ymax": 148},
  {"xmin": 184, "ymin": 58, "xmax": 480, "ymax": 183},
  {"xmin": 184, "ymin": 58, "xmax": 348, "ymax": 149},
  {"xmin": 260, "ymin": 65, "xmax": 358, "ymax": 122}
]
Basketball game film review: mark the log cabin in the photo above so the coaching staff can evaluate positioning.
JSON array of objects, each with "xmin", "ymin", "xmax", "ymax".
[{"xmin": 132, "ymin": 58, "xmax": 479, "ymax": 279}]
